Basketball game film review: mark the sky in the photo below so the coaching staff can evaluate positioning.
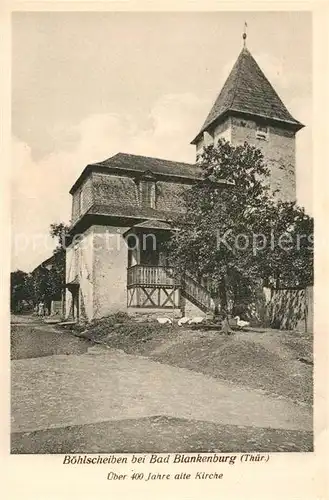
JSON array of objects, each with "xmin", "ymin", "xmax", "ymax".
[{"xmin": 11, "ymin": 11, "xmax": 312, "ymax": 272}]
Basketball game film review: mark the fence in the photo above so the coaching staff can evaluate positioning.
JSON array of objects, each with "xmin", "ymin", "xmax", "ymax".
[{"xmin": 265, "ymin": 286, "xmax": 313, "ymax": 333}]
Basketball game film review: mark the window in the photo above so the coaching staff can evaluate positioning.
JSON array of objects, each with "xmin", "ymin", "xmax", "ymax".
[
  {"xmin": 139, "ymin": 180, "xmax": 156, "ymax": 208},
  {"xmin": 256, "ymin": 124, "xmax": 269, "ymax": 141},
  {"xmin": 135, "ymin": 171, "xmax": 157, "ymax": 208}
]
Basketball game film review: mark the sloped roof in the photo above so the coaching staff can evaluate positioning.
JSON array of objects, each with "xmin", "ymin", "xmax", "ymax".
[
  {"xmin": 131, "ymin": 220, "xmax": 172, "ymax": 230},
  {"xmin": 86, "ymin": 203, "xmax": 176, "ymax": 221},
  {"xmin": 68, "ymin": 202, "xmax": 177, "ymax": 236},
  {"xmin": 192, "ymin": 47, "xmax": 303, "ymax": 143},
  {"xmin": 96, "ymin": 152, "xmax": 198, "ymax": 179},
  {"xmin": 123, "ymin": 220, "xmax": 173, "ymax": 238},
  {"xmin": 70, "ymin": 153, "xmax": 200, "ymax": 194},
  {"xmin": 31, "ymin": 252, "xmax": 62, "ymax": 274},
  {"xmin": 70, "ymin": 152, "xmax": 232, "ymax": 194}
]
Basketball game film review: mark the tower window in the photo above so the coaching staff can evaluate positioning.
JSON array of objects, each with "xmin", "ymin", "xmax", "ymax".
[{"xmin": 256, "ymin": 125, "xmax": 269, "ymax": 141}]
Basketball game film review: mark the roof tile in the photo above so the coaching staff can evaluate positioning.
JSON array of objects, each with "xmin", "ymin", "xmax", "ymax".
[
  {"xmin": 95, "ymin": 153, "xmax": 199, "ymax": 179},
  {"xmin": 192, "ymin": 47, "xmax": 303, "ymax": 142}
]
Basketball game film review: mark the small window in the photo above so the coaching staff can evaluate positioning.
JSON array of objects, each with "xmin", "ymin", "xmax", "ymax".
[{"xmin": 256, "ymin": 125, "xmax": 269, "ymax": 141}]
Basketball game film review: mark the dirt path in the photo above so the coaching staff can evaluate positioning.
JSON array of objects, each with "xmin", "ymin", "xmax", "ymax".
[
  {"xmin": 11, "ymin": 318, "xmax": 312, "ymax": 452},
  {"xmin": 12, "ymin": 345, "xmax": 312, "ymax": 434}
]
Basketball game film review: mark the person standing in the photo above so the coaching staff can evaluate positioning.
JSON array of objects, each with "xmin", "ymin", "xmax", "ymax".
[{"xmin": 38, "ymin": 301, "xmax": 44, "ymax": 316}]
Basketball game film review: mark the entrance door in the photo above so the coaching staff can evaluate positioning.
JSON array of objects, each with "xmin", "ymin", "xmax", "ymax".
[
  {"xmin": 67, "ymin": 284, "xmax": 80, "ymax": 321},
  {"xmin": 73, "ymin": 290, "xmax": 79, "ymax": 321},
  {"xmin": 140, "ymin": 236, "xmax": 159, "ymax": 266}
]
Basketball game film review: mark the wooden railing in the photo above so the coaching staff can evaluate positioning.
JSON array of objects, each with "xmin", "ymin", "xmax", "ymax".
[
  {"xmin": 181, "ymin": 273, "xmax": 212, "ymax": 312},
  {"xmin": 127, "ymin": 265, "xmax": 181, "ymax": 287},
  {"xmin": 127, "ymin": 265, "xmax": 212, "ymax": 312}
]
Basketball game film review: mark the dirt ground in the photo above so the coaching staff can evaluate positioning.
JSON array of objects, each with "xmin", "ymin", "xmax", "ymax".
[
  {"xmin": 11, "ymin": 317, "xmax": 312, "ymax": 453},
  {"xmin": 80, "ymin": 322, "xmax": 313, "ymax": 407}
]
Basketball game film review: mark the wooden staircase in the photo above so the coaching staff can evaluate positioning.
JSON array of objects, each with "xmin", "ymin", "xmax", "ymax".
[{"xmin": 181, "ymin": 273, "xmax": 213, "ymax": 313}]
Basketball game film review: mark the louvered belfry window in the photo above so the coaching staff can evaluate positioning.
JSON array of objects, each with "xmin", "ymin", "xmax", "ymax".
[{"xmin": 256, "ymin": 124, "xmax": 269, "ymax": 141}]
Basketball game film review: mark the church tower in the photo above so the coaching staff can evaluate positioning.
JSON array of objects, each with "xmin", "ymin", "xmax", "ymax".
[{"xmin": 191, "ymin": 34, "xmax": 304, "ymax": 202}]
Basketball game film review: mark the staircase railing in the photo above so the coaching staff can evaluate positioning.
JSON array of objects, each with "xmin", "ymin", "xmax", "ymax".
[{"xmin": 181, "ymin": 273, "xmax": 212, "ymax": 313}]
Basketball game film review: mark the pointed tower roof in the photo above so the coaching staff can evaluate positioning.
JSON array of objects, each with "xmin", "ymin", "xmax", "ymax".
[{"xmin": 191, "ymin": 47, "xmax": 304, "ymax": 144}]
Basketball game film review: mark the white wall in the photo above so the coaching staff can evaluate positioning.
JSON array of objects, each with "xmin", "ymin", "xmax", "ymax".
[
  {"xmin": 65, "ymin": 227, "xmax": 94, "ymax": 321},
  {"xmin": 92, "ymin": 225, "xmax": 128, "ymax": 318}
]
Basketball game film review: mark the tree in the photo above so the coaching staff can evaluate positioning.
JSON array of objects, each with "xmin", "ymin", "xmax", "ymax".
[
  {"xmin": 10, "ymin": 270, "xmax": 33, "ymax": 312},
  {"xmin": 259, "ymin": 200, "xmax": 313, "ymax": 288},
  {"xmin": 168, "ymin": 139, "xmax": 313, "ymax": 332},
  {"xmin": 30, "ymin": 222, "xmax": 70, "ymax": 310},
  {"xmin": 47, "ymin": 222, "xmax": 70, "ymax": 301},
  {"xmin": 50, "ymin": 222, "xmax": 70, "ymax": 254}
]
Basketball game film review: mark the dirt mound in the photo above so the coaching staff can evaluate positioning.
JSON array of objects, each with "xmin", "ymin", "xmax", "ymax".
[
  {"xmin": 151, "ymin": 332, "xmax": 312, "ymax": 405},
  {"xmin": 74, "ymin": 315, "xmax": 312, "ymax": 406}
]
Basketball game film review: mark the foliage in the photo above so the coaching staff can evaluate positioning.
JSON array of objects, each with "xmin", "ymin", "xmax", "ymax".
[
  {"xmin": 168, "ymin": 139, "xmax": 313, "ymax": 327},
  {"xmin": 10, "ymin": 270, "xmax": 33, "ymax": 312},
  {"xmin": 31, "ymin": 251, "xmax": 65, "ymax": 304},
  {"xmin": 262, "ymin": 200, "xmax": 313, "ymax": 288},
  {"xmin": 29, "ymin": 222, "xmax": 70, "ymax": 306},
  {"xmin": 50, "ymin": 222, "xmax": 70, "ymax": 254}
]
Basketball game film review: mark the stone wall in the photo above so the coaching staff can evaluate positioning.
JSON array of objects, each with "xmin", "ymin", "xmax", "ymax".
[
  {"xmin": 230, "ymin": 117, "xmax": 296, "ymax": 203},
  {"xmin": 196, "ymin": 118, "xmax": 231, "ymax": 157},
  {"xmin": 194, "ymin": 116, "xmax": 296, "ymax": 203},
  {"xmin": 214, "ymin": 117, "xmax": 232, "ymax": 144}
]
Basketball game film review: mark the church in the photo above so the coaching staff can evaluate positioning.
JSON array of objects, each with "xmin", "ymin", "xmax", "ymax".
[{"xmin": 65, "ymin": 39, "xmax": 304, "ymax": 322}]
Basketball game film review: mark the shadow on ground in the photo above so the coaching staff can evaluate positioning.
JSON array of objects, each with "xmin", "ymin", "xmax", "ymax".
[
  {"xmin": 11, "ymin": 415, "xmax": 313, "ymax": 454},
  {"xmin": 11, "ymin": 324, "xmax": 91, "ymax": 360}
]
